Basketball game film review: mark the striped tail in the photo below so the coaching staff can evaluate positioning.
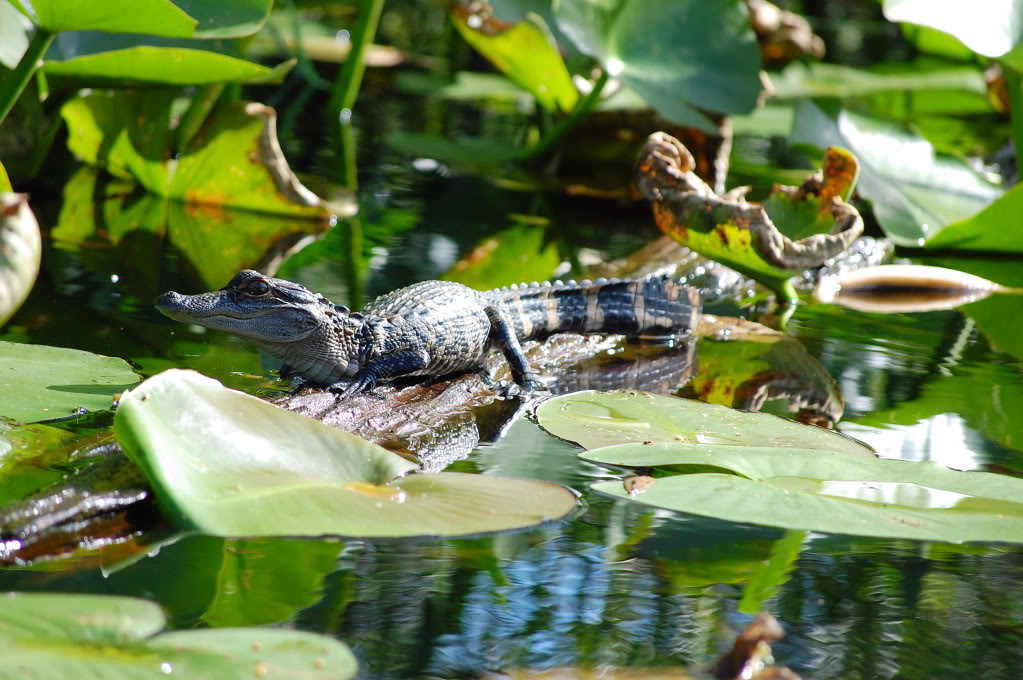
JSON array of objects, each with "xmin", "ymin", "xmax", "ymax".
[{"xmin": 485, "ymin": 276, "xmax": 701, "ymax": 341}]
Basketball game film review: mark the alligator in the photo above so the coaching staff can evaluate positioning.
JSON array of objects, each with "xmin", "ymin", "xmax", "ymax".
[{"xmin": 156, "ymin": 271, "xmax": 701, "ymax": 397}]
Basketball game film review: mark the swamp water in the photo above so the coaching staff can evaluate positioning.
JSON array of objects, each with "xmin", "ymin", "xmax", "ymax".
[{"xmin": 2, "ymin": 66, "xmax": 1023, "ymax": 680}]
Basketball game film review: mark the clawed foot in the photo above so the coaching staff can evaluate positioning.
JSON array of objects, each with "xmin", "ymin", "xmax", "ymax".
[{"xmin": 328, "ymin": 373, "xmax": 377, "ymax": 399}]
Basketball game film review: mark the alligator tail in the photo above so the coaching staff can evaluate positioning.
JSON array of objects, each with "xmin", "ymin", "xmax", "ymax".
[{"xmin": 485, "ymin": 276, "xmax": 701, "ymax": 341}]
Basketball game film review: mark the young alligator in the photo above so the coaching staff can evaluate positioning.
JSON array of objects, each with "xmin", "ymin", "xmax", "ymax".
[{"xmin": 156, "ymin": 271, "xmax": 701, "ymax": 397}]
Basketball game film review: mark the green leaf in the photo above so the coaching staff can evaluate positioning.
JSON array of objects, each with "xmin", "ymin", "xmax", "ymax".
[
  {"xmin": 0, "ymin": 422, "xmax": 83, "ymax": 507},
  {"xmin": 553, "ymin": 0, "xmax": 762, "ymax": 131},
  {"xmin": 0, "ymin": 340, "xmax": 140, "ymax": 423},
  {"xmin": 60, "ymin": 92, "xmax": 330, "ymax": 220},
  {"xmin": 791, "ymin": 101, "xmax": 1002, "ymax": 247},
  {"xmin": 43, "ymin": 47, "xmax": 293, "ymax": 87},
  {"xmin": 883, "ymin": 0, "xmax": 1023, "ymax": 59},
  {"xmin": 171, "ymin": 0, "xmax": 273, "ymax": 38},
  {"xmin": 0, "ymin": 161, "xmax": 11, "ymax": 191},
  {"xmin": 0, "ymin": 194, "xmax": 40, "ymax": 327},
  {"xmin": 0, "ymin": 592, "xmax": 357, "ymax": 679},
  {"xmin": 771, "ymin": 61, "xmax": 988, "ymax": 101},
  {"xmin": 25, "ymin": 0, "xmax": 197, "ymax": 36},
  {"xmin": 923, "ymin": 183, "xmax": 1023, "ymax": 253},
  {"xmin": 587, "ymin": 443, "xmax": 1023, "ymax": 543},
  {"xmin": 395, "ymin": 70, "xmax": 533, "ymax": 105},
  {"xmin": 535, "ymin": 390, "xmax": 873, "ymax": 456},
  {"xmin": 115, "ymin": 369, "xmax": 578, "ymax": 537},
  {"xmin": 737, "ymin": 530, "xmax": 806, "ymax": 614},
  {"xmin": 452, "ymin": 11, "xmax": 578, "ymax": 112},
  {"xmin": 441, "ymin": 221, "xmax": 560, "ymax": 290}
]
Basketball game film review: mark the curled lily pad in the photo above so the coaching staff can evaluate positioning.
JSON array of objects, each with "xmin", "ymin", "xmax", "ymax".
[
  {"xmin": 0, "ymin": 592, "xmax": 356, "ymax": 679},
  {"xmin": 635, "ymin": 132, "xmax": 863, "ymax": 302},
  {"xmin": 0, "ymin": 193, "xmax": 40, "ymax": 327},
  {"xmin": 583, "ymin": 443, "xmax": 1023, "ymax": 543},
  {"xmin": 535, "ymin": 390, "xmax": 872, "ymax": 456},
  {"xmin": 815, "ymin": 264, "xmax": 1023, "ymax": 313},
  {"xmin": 115, "ymin": 370, "xmax": 577, "ymax": 537}
]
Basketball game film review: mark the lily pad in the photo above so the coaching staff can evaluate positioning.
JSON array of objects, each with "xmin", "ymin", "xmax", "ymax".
[
  {"xmin": 791, "ymin": 101, "xmax": 1003, "ymax": 247},
  {"xmin": 452, "ymin": 8, "xmax": 578, "ymax": 112},
  {"xmin": 0, "ymin": 341, "xmax": 140, "ymax": 423},
  {"xmin": 0, "ymin": 592, "xmax": 356, "ymax": 679},
  {"xmin": 441, "ymin": 221, "xmax": 560, "ymax": 290},
  {"xmin": 115, "ymin": 369, "xmax": 577, "ymax": 537},
  {"xmin": 882, "ymin": 0, "xmax": 1023, "ymax": 62},
  {"xmin": 923, "ymin": 183, "xmax": 1023, "ymax": 253},
  {"xmin": 535, "ymin": 390, "xmax": 872, "ymax": 456},
  {"xmin": 553, "ymin": 0, "xmax": 762, "ymax": 132},
  {"xmin": 61, "ymin": 91, "xmax": 332, "ymax": 218},
  {"xmin": 583, "ymin": 442, "xmax": 1023, "ymax": 543},
  {"xmin": 0, "ymin": 193, "xmax": 40, "ymax": 327}
]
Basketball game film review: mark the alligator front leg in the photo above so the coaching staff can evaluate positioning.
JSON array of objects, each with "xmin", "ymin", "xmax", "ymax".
[{"xmin": 329, "ymin": 349, "xmax": 431, "ymax": 397}]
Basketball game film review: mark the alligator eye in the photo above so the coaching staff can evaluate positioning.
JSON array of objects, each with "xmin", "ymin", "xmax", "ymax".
[{"xmin": 244, "ymin": 279, "xmax": 270, "ymax": 296}]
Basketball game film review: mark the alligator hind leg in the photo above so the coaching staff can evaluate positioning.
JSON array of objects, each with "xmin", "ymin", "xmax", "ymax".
[{"xmin": 485, "ymin": 306, "xmax": 541, "ymax": 391}]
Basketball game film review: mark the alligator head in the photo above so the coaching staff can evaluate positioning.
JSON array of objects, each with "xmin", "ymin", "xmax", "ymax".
[{"xmin": 156, "ymin": 270, "xmax": 363, "ymax": 384}]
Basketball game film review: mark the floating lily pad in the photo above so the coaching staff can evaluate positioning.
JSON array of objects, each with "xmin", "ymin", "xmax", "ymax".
[
  {"xmin": 0, "ymin": 341, "xmax": 140, "ymax": 423},
  {"xmin": 923, "ymin": 183, "xmax": 1023, "ymax": 253},
  {"xmin": 441, "ymin": 221, "xmax": 560, "ymax": 290},
  {"xmin": 0, "ymin": 592, "xmax": 356, "ymax": 679},
  {"xmin": 535, "ymin": 390, "xmax": 872, "ymax": 456},
  {"xmin": 583, "ymin": 442, "xmax": 1023, "ymax": 543},
  {"xmin": 115, "ymin": 370, "xmax": 577, "ymax": 537}
]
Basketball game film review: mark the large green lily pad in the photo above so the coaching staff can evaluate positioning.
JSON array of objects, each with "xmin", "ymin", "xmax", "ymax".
[
  {"xmin": 116, "ymin": 370, "xmax": 577, "ymax": 537},
  {"xmin": 0, "ymin": 193, "xmax": 40, "ymax": 327},
  {"xmin": 0, "ymin": 341, "xmax": 140, "ymax": 423},
  {"xmin": 535, "ymin": 390, "xmax": 872, "ymax": 456},
  {"xmin": 0, "ymin": 592, "xmax": 356, "ymax": 679},
  {"xmin": 553, "ymin": 0, "xmax": 762, "ymax": 131},
  {"xmin": 583, "ymin": 442, "xmax": 1023, "ymax": 543}
]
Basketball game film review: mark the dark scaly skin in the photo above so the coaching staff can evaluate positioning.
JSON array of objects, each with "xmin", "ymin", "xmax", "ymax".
[{"xmin": 156, "ymin": 271, "xmax": 701, "ymax": 397}]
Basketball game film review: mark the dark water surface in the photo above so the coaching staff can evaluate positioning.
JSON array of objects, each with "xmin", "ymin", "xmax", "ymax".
[{"xmin": 3, "ymin": 43, "xmax": 1023, "ymax": 680}]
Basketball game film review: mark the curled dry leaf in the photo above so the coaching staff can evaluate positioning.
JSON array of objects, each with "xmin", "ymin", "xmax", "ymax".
[
  {"xmin": 0, "ymin": 193, "xmax": 41, "ymax": 327},
  {"xmin": 747, "ymin": 0, "xmax": 825, "ymax": 65},
  {"xmin": 246, "ymin": 103, "xmax": 357, "ymax": 218},
  {"xmin": 814, "ymin": 264, "xmax": 1023, "ymax": 313},
  {"xmin": 635, "ymin": 132, "xmax": 863, "ymax": 301}
]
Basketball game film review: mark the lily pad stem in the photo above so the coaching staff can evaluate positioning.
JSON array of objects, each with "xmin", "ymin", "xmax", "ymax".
[
  {"xmin": 327, "ymin": 0, "xmax": 385, "ymax": 115},
  {"xmin": 0, "ymin": 27, "xmax": 54, "ymax": 128},
  {"xmin": 518, "ymin": 69, "xmax": 609, "ymax": 163}
]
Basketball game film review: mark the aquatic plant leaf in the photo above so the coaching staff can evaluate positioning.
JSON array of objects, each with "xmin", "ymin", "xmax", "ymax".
[
  {"xmin": 635, "ymin": 132, "xmax": 863, "ymax": 302},
  {"xmin": 791, "ymin": 101, "xmax": 1002, "ymax": 248},
  {"xmin": 0, "ymin": 340, "xmax": 140, "ymax": 423},
  {"xmin": 20, "ymin": 0, "xmax": 196, "ymax": 35},
  {"xmin": 60, "ymin": 91, "xmax": 333, "ymax": 219},
  {"xmin": 771, "ymin": 61, "xmax": 988, "ymax": 102},
  {"xmin": 554, "ymin": 0, "xmax": 762, "ymax": 132},
  {"xmin": 0, "ymin": 194, "xmax": 40, "ymax": 327},
  {"xmin": 0, "ymin": 592, "xmax": 357, "ymax": 679},
  {"xmin": 814, "ymin": 264, "xmax": 1020, "ymax": 313},
  {"xmin": 585, "ymin": 442, "xmax": 1023, "ymax": 543},
  {"xmin": 0, "ymin": 162, "xmax": 10, "ymax": 191},
  {"xmin": 923, "ymin": 183, "xmax": 1023, "ymax": 253},
  {"xmin": 395, "ymin": 70, "xmax": 533, "ymax": 105},
  {"xmin": 0, "ymin": 422, "xmax": 83, "ymax": 507},
  {"xmin": 116, "ymin": 370, "xmax": 577, "ymax": 537},
  {"xmin": 172, "ymin": 0, "xmax": 273, "ymax": 38},
  {"xmin": 0, "ymin": 1, "xmax": 32, "ymax": 70},
  {"xmin": 43, "ymin": 47, "xmax": 293, "ymax": 88},
  {"xmin": 882, "ymin": 0, "xmax": 1023, "ymax": 60},
  {"xmin": 452, "ymin": 8, "xmax": 578, "ymax": 112},
  {"xmin": 442, "ymin": 221, "xmax": 560, "ymax": 290},
  {"xmin": 535, "ymin": 390, "xmax": 872, "ymax": 456},
  {"xmin": 737, "ymin": 530, "xmax": 806, "ymax": 614}
]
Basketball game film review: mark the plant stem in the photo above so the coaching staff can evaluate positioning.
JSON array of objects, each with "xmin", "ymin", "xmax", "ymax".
[
  {"xmin": 0, "ymin": 27, "xmax": 54, "ymax": 128},
  {"xmin": 327, "ymin": 0, "xmax": 385, "ymax": 114},
  {"xmin": 517, "ymin": 69, "xmax": 609, "ymax": 163},
  {"xmin": 1003, "ymin": 64, "xmax": 1023, "ymax": 167}
]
